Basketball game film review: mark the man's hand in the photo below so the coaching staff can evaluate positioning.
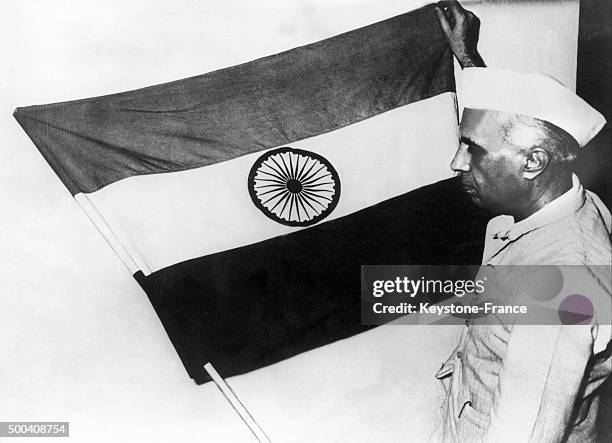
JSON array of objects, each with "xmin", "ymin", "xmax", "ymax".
[{"xmin": 434, "ymin": 1, "xmax": 485, "ymax": 69}]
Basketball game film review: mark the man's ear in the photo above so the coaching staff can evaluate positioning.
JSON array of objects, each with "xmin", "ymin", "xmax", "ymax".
[{"xmin": 522, "ymin": 148, "xmax": 549, "ymax": 180}]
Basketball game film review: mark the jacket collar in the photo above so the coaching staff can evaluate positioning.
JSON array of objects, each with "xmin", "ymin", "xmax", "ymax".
[{"xmin": 489, "ymin": 174, "xmax": 586, "ymax": 243}]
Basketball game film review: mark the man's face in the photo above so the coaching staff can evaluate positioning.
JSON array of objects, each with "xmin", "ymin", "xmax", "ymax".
[{"xmin": 451, "ymin": 109, "xmax": 542, "ymax": 214}]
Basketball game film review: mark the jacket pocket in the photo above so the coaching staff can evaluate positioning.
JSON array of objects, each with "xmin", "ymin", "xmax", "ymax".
[{"xmin": 458, "ymin": 400, "xmax": 488, "ymax": 430}]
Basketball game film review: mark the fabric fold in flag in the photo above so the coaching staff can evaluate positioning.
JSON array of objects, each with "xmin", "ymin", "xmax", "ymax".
[{"xmin": 15, "ymin": 4, "xmax": 489, "ymax": 383}]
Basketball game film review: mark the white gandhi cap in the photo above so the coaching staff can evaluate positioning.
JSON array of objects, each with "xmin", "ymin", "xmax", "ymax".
[{"xmin": 462, "ymin": 67, "xmax": 606, "ymax": 147}]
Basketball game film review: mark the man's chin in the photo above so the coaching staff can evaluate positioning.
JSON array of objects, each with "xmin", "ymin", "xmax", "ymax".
[{"xmin": 469, "ymin": 195, "xmax": 482, "ymax": 206}]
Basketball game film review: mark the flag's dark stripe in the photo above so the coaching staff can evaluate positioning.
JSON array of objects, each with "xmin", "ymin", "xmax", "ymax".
[
  {"xmin": 13, "ymin": 5, "xmax": 453, "ymax": 195},
  {"xmin": 134, "ymin": 177, "xmax": 490, "ymax": 384}
]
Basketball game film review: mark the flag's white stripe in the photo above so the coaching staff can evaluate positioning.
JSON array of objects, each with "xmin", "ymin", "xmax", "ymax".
[
  {"xmin": 75, "ymin": 193, "xmax": 146, "ymax": 273},
  {"xmin": 77, "ymin": 92, "xmax": 458, "ymax": 275}
]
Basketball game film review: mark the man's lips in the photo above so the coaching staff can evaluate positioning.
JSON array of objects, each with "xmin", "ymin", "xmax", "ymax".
[
  {"xmin": 458, "ymin": 174, "xmax": 477, "ymax": 194},
  {"xmin": 461, "ymin": 183, "xmax": 478, "ymax": 196}
]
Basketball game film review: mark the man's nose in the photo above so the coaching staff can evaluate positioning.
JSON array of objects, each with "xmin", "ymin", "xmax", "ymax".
[{"xmin": 450, "ymin": 145, "xmax": 471, "ymax": 173}]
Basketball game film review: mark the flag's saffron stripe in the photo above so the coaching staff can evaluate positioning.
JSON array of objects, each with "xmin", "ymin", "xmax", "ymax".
[{"xmin": 13, "ymin": 5, "xmax": 452, "ymax": 195}]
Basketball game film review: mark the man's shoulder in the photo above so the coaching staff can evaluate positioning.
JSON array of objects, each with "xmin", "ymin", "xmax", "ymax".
[
  {"xmin": 584, "ymin": 189, "xmax": 612, "ymax": 233},
  {"xmin": 519, "ymin": 194, "xmax": 611, "ymax": 266}
]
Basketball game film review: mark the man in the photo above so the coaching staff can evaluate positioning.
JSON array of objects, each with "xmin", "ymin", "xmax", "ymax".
[{"xmin": 433, "ymin": 2, "xmax": 611, "ymax": 441}]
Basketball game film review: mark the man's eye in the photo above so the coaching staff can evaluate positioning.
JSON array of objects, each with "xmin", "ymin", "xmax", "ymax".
[{"xmin": 466, "ymin": 145, "xmax": 485, "ymax": 161}]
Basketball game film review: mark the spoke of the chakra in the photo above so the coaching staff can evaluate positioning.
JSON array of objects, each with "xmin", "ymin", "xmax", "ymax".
[
  {"xmin": 302, "ymin": 181, "xmax": 335, "ymax": 189},
  {"xmin": 269, "ymin": 156, "xmax": 291, "ymax": 182},
  {"xmin": 288, "ymin": 153, "xmax": 298, "ymax": 180},
  {"xmin": 301, "ymin": 189, "xmax": 331, "ymax": 201},
  {"xmin": 261, "ymin": 188, "xmax": 289, "ymax": 206},
  {"xmin": 287, "ymin": 193, "xmax": 295, "ymax": 221},
  {"xmin": 257, "ymin": 186, "xmax": 288, "ymax": 198},
  {"xmin": 279, "ymin": 191, "xmax": 292, "ymax": 218},
  {"xmin": 296, "ymin": 156, "xmax": 309, "ymax": 182},
  {"xmin": 257, "ymin": 169, "xmax": 287, "ymax": 181},
  {"xmin": 294, "ymin": 193, "xmax": 302, "ymax": 221},
  {"xmin": 296, "ymin": 158, "xmax": 312, "ymax": 182},
  {"xmin": 302, "ymin": 183, "xmax": 335, "ymax": 189},
  {"xmin": 254, "ymin": 183, "xmax": 287, "ymax": 190},
  {"xmin": 269, "ymin": 190, "xmax": 291, "ymax": 213},
  {"xmin": 254, "ymin": 177, "xmax": 287, "ymax": 185},
  {"xmin": 301, "ymin": 172, "xmax": 332, "ymax": 187},
  {"xmin": 302, "ymin": 189, "xmax": 333, "ymax": 203},
  {"xmin": 302, "ymin": 187, "xmax": 334, "ymax": 193},
  {"xmin": 276, "ymin": 157, "xmax": 294, "ymax": 182},
  {"xmin": 301, "ymin": 164, "xmax": 327, "ymax": 184},
  {"xmin": 288, "ymin": 153, "xmax": 296, "ymax": 180},
  {"xmin": 293, "ymin": 154, "xmax": 302, "ymax": 180},
  {"xmin": 278, "ymin": 154, "xmax": 293, "ymax": 182},
  {"xmin": 302, "ymin": 188, "xmax": 334, "ymax": 194},
  {"xmin": 295, "ymin": 194, "xmax": 310, "ymax": 218},
  {"xmin": 293, "ymin": 194, "xmax": 301, "ymax": 221},
  {"xmin": 297, "ymin": 159, "xmax": 318, "ymax": 183},
  {"xmin": 301, "ymin": 191, "xmax": 328, "ymax": 209},
  {"xmin": 297, "ymin": 193, "xmax": 318, "ymax": 215},
  {"xmin": 260, "ymin": 164, "xmax": 287, "ymax": 181}
]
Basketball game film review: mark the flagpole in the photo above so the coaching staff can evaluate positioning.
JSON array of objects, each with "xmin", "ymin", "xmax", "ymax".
[{"xmin": 204, "ymin": 363, "xmax": 272, "ymax": 442}]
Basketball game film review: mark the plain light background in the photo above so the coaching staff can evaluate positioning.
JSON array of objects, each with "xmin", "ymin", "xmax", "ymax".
[{"xmin": 1, "ymin": 1, "xmax": 579, "ymax": 441}]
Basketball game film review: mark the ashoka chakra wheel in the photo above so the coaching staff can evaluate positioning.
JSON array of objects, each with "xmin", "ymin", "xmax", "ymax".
[{"xmin": 248, "ymin": 147, "xmax": 341, "ymax": 227}]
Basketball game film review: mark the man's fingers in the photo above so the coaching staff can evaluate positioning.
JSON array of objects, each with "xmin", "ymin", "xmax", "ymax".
[
  {"xmin": 434, "ymin": 3, "xmax": 458, "ymax": 32},
  {"xmin": 437, "ymin": 0, "xmax": 465, "ymax": 16},
  {"xmin": 436, "ymin": 1, "xmax": 463, "ymax": 29},
  {"xmin": 436, "ymin": 0, "xmax": 464, "ymax": 10},
  {"xmin": 434, "ymin": 5, "xmax": 453, "ymax": 36},
  {"xmin": 434, "ymin": 0, "xmax": 483, "ymax": 68}
]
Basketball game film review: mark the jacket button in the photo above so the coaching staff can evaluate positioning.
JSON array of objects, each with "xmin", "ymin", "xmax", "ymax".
[{"xmin": 456, "ymin": 351, "xmax": 462, "ymax": 358}]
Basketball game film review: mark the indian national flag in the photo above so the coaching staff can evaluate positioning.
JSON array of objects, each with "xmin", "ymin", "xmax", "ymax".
[{"xmin": 14, "ymin": 4, "xmax": 487, "ymax": 384}]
